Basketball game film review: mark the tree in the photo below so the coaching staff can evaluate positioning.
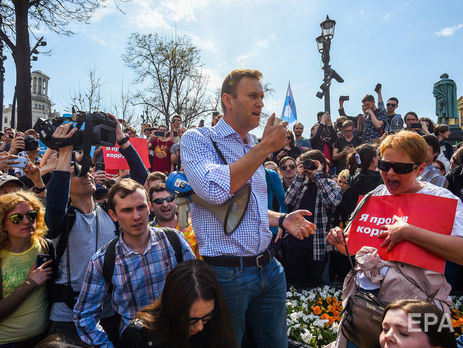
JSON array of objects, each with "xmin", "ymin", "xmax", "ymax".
[
  {"xmin": 109, "ymin": 77, "xmax": 137, "ymax": 126},
  {"xmin": 68, "ymin": 67, "xmax": 104, "ymax": 113},
  {"xmin": 123, "ymin": 33, "xmax": 212, "ymax": 128},
  {"xmin": 0, "ymin": 0, "xmax": 127, "ymax": 131}
]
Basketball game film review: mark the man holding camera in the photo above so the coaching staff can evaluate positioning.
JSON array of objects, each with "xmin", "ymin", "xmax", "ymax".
[
  {"xmin": 45, "ymin": 114, "xmax": 147, "ymax": 344},
  {"xmin": 357, "ymin": 94, "xmax": 387, "ymax": 143},
  {"xmin": 148, "ymin": 124, "xmax": 174, "ymax": 174},
  {"xmin": 284, "ymin": 151, "xmax": 343, "ymax": 288},
  {"xmin": 181, "ymin": 68, "xmax": 315, "ymax": 347}
]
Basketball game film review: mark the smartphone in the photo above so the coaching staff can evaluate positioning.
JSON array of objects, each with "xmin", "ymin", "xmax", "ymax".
[
  {"xmin": 154, "ymin": 131, "xmax": 165, "ymax": 137},
  {"xmin": 374, "ymin": 83, "xmax": 382, "ymax": 93},
  {"xmin": 36, "ymin": 254, "xmax": 53, "ymax": 268},
  {"xmin": 411, "ymin": 123, "xmax": 422, "ymax": 129},
  {"xmin": 8, "ymin": 156, "xmax": 28, "ymax": 168},
  {"xmin": 173, "ymin": 131, "xmax": 178, "ymax": 137},
  {"xmin": 340, "ymin": 96, "xmax": 349, "ymax": 101},
  {"xmin": 95, "ymin": 162, "xmax": 105, "ymax": 172}
]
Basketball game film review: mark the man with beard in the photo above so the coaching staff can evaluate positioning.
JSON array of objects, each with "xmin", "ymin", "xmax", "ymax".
[
  {"xmin": 293, "ymin": 122, "xmax": 311, "ymax": 152},
  {"xmin": 149, "ymin": 183, "xmax": 199, "ymax": 257}
]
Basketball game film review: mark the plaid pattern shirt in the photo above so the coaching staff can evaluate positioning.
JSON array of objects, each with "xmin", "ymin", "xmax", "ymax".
[
  {"xmin": 73, "ymin": 227, "xmax": 195, "ymax": 347},
  {"xmin": 361, "ymin": 108, "xmax": 387, "ymax": 143},
  {"xmin": 284, "ymin": 172, "xmax": 343, "ymax": 261},
  {"xmin": 418, "ymin": 164, "xmax": 449, "ymax": 188},
  {"xmin": 180, "ymin": 118, "xmax": 272, "ymax": 257}
]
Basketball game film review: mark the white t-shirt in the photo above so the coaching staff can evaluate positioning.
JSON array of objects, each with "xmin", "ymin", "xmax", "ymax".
[{"xmin": 356, "ymin": 182, "xmax": 463, "ymax": 290}]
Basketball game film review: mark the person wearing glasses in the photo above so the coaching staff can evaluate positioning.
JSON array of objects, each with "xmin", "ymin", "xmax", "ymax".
[
  {"xmin": 269, "ymin": 129, "xmax": 302, "ymax": 164},
  {"xmin": 0, "ymin": 190, "xmax": 54, "ymax": 346},
  {"xmin": 278, "ymin": 156, "xmax": 298, "ymax": 191},
  {"xmin": 376, "ymin": 85, "xmax": 403, "ymax": 133},
  {"xmin": 149, "ymin": 183, "xmax": 200, "ymax": 258},
  {"xmin": 332, "ymin": 120, "xmax": 363, "ymax": 174},
  {"xmin": 119, "ymin": 260, "xmax": 236, "ymax": 348},
  {"xmin": 327, "ymin": 131, "xmax": 463, "ymax": 348}
]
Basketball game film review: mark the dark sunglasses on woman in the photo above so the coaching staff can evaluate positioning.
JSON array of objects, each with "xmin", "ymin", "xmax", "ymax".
[
  {"xmin": 378, "ymin": 159, "xmax": 419, "ymax": 174},
  {"xmin": 9, "ymin": 210, "xmax": 38, "ymax": 224}
]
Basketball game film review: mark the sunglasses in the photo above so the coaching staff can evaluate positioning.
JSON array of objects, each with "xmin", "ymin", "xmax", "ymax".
[
  {"xmin": 8, "ymin": 210, "xmax": 38, "ymax": 224},
  {"xmin": 151, "ymin": 196, "xmax": 175, "ymax": 205},
  {"xmin": 378, "ymin": 159, "xmax": 419, "ymax": 174},
  {"xmin": 189, "ymin": 308, "xmax": 216, "ymax": 325},
  {"xmin": 281, "ymin": 164, "xmax": 296, "ymax": 171},
  {"xmin": 386, "ymin": 103, "xmax": 397, "ymax": 107}
]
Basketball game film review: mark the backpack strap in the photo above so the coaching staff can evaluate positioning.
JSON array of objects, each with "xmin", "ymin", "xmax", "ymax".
[
  {"xmin": 160, "ymin": 227, "xmax": 184, "ymax": 264},
  {"xmin": 102, "ymin": 238, "xmax": 119, "ymax": 293}
]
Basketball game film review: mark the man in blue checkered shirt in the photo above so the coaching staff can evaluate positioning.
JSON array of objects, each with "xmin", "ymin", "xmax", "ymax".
[
  {"xmin": 181, "ymin": 68, "xmax": 316, "ymax": 347},
  {"xmin": 73, "ymin": 179, "xmax": 195, "ymax": 347}
]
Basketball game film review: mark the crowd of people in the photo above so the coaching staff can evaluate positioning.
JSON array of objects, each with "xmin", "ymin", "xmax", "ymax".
[{"xmin": 0, "ymin": 69, "xmax": 462, "ymax": 348}]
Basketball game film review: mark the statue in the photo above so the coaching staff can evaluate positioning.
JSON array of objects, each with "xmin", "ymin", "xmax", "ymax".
[{"xmin": 433, "ymin": 73, "xmax": 458, "ymax": 125}]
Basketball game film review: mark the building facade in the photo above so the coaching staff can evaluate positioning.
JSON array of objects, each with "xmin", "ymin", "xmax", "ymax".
[{"xmin": 3, "ymin": 70, "xmax": 55, "ymax": 129}]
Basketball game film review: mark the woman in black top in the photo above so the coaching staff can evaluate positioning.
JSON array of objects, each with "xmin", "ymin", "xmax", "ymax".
[
  {"xmin": 269, "ymin": 129, "xmax": 302, "ymax": 163},
  {"xmin": 118, "ymin": 260, "xmax": 237, "ymax": 348}
]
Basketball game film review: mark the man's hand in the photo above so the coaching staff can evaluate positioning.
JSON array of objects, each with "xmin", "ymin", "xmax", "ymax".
[
  {"xmin": 326, "ymin": 227, "xmax": 348, "ymax": 255},
  {"xmin": 0, "ymin": 151, "xmax": 19, "ymax": 170},
  {"xmin": 9, "ymin": 136, "xmax": 25, "ymax": 154},
  {"xmin": 260, "ymin": 113, "xmax": 288, "ymax": 153},
  {"xmin": 40, "ymin": 152, "xmax": 59, "ymax": 175},
  {"xmin": 93, "ymin": 171, "xmax": 106, "ymax": 185},
  {"xmin": 281, "ymin": 210, "xmax": 316, "ymax": 241},
  {"xmin": 23, "ymin": 157, "xmax": 42, "ymax": 185},
  {"xmin": 297, "ymin": 159, "xmax": 323, "ymax": 178}
]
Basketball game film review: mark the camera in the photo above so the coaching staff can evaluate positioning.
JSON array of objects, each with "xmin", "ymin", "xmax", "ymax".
[
  {"xmin": 23, "ymin": 135, "xmax": 39, "ymax": 152},
  {"xmin": 33, "ymin": 111, "xmax": 116, "ymax": 150},
  {"xmin": 340, "ymin": 96, "xmax": 349, "ymax": 102},
  {"xmin": 303, "ymin": 159, "xmax": 317, "ymax": 170}
]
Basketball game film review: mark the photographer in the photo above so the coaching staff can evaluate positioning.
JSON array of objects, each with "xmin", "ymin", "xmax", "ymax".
[
  {"xmin": 284, "ymin": 150, "xmax": 342, "ymax": 288},
  {"xmin": 357, "ymin": 94, "xmax": 387, "ymax": 143},
  {"xmin": 0, "ymin": 128, "xmax": 16, "ymax": 152},
  {"xmin": 45, "ymin": 114, "xmax": 147, "ymax": 344},
  {"xmin": 148, "ymin": 125, "xmax": 174, "ymax": 174}
]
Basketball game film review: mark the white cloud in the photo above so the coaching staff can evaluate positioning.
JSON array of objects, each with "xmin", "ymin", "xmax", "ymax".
[
  {"xmin": 190, "ymin": 34, "xmax": 217, "ymax": 53},
  {"xmin": 203, "ymin": 67, "xmax": 224, "ymax": 90},
  {"xmin": 435, "ymin": 24, "xmax": 463, "ymax": 37},
  {"xmin": 89, "ymin": 34, "xmax": 110, "ymax": 47},
  {"xmin": 383, "ymin": 12, "xmax": 392, "ymax": 20},
  {"xmin": 236, "ymin": 34, "xmax": 276, "ymax": 65}
]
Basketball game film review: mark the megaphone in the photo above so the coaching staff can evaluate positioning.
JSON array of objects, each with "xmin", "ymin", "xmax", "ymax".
[{"xmin": 166, "ymin": 171, "xmax": 251, "ymax": 236}]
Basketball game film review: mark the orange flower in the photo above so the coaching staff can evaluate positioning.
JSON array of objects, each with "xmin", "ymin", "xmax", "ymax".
[{"xmin": 312, "ymin": 306, "xmax": 322, "ymax": 315}]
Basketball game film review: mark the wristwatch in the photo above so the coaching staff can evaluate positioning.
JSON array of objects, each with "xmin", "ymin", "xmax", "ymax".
[
  {"xmin": 32, "ymin": 186, "xmax": 46, "ymax": 194},
  {"xmin": 278, "ymin": 213, "xmax": 287, "ymax": 230},
  {"xmin": 117, "ymin": 136, "xmax": 130, "ymax": 146}
]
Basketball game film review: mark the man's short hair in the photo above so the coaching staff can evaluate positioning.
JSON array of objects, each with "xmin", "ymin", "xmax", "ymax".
[
  {"xmin": 361, "ymin": 94, "xmax": 375, "ymax": 103},
  {"xmin": 221, "ymin": 69, "xmax": 262, "ymax": 113},
  {"xmin": 435, "ymin": 124, "xmax": 449, "ymax": 135},
  {"xmin": 108, "ymin": 179, "xmax": 148, "ymax": 211},
  {"xmin": 293, "ymin": 122, "xmax": 304, "ymax": 130},
  {"xmin": 124, "ymin": 126, "xmax": 137, "ymax": 134},
  {"xmin": 172, "ymin": 114, "xmax": 182, "ymax": 121},
  {"xmin": 147, "ymin": 171, "xmax": 167, "ymax": 184},
  {"xmin": 388, "ymin": 97, "xmax": 399, "ymax": 104},
  {"xmin": 342, "ymin": 120, "xmax": 355, "ymax": 129},
  {"xmin": 317, "ymin": 112, "xmax": 324, "ymax": 121},
  {"xmin": 423, "ymin": 135, "xmax": 441, "ymax": 156},
  {"xmin": 149, "ymin": 183, "xmax": 167, "ymax": 200}
]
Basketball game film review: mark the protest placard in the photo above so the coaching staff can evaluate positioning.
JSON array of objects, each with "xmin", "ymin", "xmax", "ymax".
[{"xmin": 102, "ymin": 137, "xmax": 151, "ymax": 170}]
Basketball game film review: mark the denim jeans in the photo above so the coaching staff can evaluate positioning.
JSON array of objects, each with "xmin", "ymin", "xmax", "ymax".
[{"xmin": 210, "ymin": 258, "xmax": 288, "ymax": 348}]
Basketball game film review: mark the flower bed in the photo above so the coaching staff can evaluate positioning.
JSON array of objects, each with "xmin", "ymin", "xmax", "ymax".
[{"xmin": 287, "ymin": 286, "xmax": 463, "ymax": 347}]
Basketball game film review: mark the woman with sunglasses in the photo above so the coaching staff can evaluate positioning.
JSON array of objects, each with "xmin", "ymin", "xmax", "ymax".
[
  {"xmin": 118, "ymin": 259, "xmax": 236, "ymax": 348},
  {"xmin": 269, "ymin": 130, "xmax": 302, "ymax": 164},
  {"xmin": 327, "ymin": 131, "xmax": 463, "ymax": 348},
  {"xmin": 0, "ymin": 190, "xmax": 54, "ymax": 347}
]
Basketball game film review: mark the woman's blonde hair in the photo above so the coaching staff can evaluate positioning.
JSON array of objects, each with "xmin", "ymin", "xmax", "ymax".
[
  {"xmin": 379, "ymin": 130, "xmax": 427, "ymax": 164},
  {"xmin": 0, "ymin": 190, "xmax": 47, "ymax": 252}
]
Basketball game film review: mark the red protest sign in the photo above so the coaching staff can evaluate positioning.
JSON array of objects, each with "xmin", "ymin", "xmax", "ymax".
[
  {"xmin": 347, "ymin": 193, "xmax": 457, "ymax": 273},
  {"xmin": 102, "ymin": 137, "xmax": 151, "ymax": 170}
]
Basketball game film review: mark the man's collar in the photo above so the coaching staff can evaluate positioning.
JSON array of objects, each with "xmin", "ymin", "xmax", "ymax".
[{"xmin": 215, "ymin": 118, "xmax": 253, "ymax": 143}]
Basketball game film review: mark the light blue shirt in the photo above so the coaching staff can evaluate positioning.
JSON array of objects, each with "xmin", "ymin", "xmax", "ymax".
[{"xmin": 180, "ymin": 118, "xmax": 272, "ymax": 257}]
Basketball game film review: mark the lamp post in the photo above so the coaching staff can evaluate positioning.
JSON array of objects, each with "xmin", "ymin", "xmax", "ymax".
[
  {"xmin": 315, "ymin": 15, "xmax": 343, "ymax": 114},
  {"xmin": 11, "ymin": 36, "xmax": 47, "ymax": 129}
]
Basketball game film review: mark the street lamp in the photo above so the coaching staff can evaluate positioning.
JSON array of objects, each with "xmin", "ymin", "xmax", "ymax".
[{"xmin": 315, "ymin": 15, "xmax": 343, "ymax": 114}]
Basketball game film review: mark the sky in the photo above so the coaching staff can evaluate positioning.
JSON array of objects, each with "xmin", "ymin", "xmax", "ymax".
[{"xmin": 2, "ymin": 0, "xmax": 463, "ymax": 137}]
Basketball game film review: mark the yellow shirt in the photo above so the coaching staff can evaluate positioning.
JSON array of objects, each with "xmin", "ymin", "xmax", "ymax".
[
  {"xmin": 0, "ymin": 238, "xmax": 49, "ymax": 343},
  {"xmin": 152, "ymin": 220, "xmax": 201, "ymax": 259}
]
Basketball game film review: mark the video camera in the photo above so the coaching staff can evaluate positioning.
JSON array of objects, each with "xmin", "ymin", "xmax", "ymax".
[{"xmin": 33, "ymin": 108, "xmax": 117, "ymax": 177}]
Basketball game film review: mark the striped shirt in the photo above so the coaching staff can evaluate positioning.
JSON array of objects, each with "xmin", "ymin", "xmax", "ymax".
[
  {"xmin": 180, "ymin": 118, "xmax": 272, "ymax": 257},
  {"xmin": 73, "ymin": 227, "xmax": 195, "ymax": 347},
  {"xmin": 418, "ymin": 164, "xmax": 449, "ymax": 188}
]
